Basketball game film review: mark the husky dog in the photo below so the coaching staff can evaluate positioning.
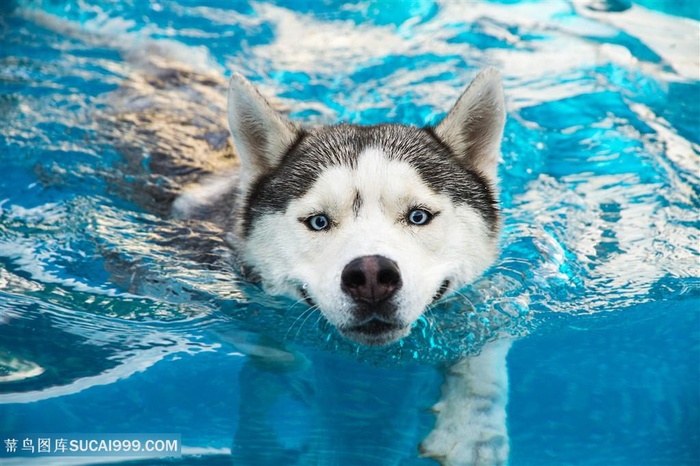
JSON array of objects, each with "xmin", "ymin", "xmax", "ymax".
[
  {"xmin": 172, "ymin": 69, "xmax": 510, "ymax": 465},
  {"xmin": 173, "ymin": 69, "xmax": 504, "ymax": 346}
]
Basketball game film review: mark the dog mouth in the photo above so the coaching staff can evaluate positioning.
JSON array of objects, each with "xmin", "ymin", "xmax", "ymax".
[
  {"xmin": 342, "ymin": 318, "xmax": 407, "ymax": 346},
  {"xmin": 299, "ymin": 285, "xmax": 316, "ymax": 307},
  {"xmin": 349, "ymin": 318, "xmax": 402, "ymax": 335},
  {"xmin": 432, "ymin": 280, "xmax": 450, "ymax": 302}
]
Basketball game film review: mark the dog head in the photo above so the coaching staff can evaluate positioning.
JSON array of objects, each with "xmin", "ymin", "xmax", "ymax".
[{"xmin": 227, "ymin": 70, "xmax": 505, "ymax": 346}]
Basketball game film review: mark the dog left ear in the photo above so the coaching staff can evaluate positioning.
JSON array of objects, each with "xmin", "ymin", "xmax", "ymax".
[
  {"xmin": 434, "ymin": 68, "xmax": 506, "ymax": 182},
  {"xmin": 227, "ymin": 74, "xmax": 300, "ymax": 181}
]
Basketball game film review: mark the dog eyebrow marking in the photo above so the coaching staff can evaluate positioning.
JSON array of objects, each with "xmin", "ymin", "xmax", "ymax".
[{"xmin": 352, "ymin": 190, "xmax": 362, "ymax": 218}]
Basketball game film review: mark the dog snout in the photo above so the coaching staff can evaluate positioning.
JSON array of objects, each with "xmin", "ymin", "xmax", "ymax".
[{"xmin": 341, "ymin": 255, "xmax": 402, "ymax": 304}]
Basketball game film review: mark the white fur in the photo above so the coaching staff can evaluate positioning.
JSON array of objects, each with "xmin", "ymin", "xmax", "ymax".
[
  {"xmin": 421, "ymin": 339, "xmax": 512, "ymax": 466},
  {"xmin": 172, "ymin": 172, "xmax": 237, "ymax": 219}
]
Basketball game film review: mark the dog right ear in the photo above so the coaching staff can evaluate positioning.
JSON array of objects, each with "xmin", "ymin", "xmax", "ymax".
[
  {"xmin": 434, "ymin": 68, "xmax": 506, "ymax": 183},
  {"xmin": 227, "ymin": 74, "xmax": 299, "ymax": 180}
]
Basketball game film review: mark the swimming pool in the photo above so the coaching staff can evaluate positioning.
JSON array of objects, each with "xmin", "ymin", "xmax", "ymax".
[{"xmin": 1, "ymin": 0, "xmax": 698, "ymax": 464}]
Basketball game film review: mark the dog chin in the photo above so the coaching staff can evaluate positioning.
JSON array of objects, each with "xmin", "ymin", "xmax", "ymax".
[{"xmin": 339, "ymin": 320, "xmax": 411, "ymax": 346}]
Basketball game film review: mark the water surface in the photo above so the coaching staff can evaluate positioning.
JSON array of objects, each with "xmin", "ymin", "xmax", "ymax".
[{"xmin": 0, "ymin": 1, "xmax": 698, "ymax": 464}]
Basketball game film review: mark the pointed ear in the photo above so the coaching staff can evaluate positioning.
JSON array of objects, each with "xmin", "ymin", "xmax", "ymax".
[
  {"xmin": 227, "ymin": 74, "xmax": 299, "ymax": 180},
  {"xmin": 434, "ymin": 68, "xmax": 506, "ymax": 182}
]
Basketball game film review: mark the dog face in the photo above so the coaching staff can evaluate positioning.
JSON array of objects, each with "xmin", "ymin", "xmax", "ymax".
[{"xmin": 227, "ymin": 70, "xmax": 506, "ymax": 346}]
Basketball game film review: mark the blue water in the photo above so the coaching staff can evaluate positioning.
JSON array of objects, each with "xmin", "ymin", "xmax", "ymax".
[{"xmin": 1, "ymin": 0, "xmax": 699, "ymax": 465}]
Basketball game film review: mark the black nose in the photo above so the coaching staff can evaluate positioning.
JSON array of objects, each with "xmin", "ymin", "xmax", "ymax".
[{"xmin": 341, "ymin": 255, "xmax": 402, "ymax": 304}]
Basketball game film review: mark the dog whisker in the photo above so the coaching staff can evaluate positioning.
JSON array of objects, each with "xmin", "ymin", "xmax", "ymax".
[
  {"xmin": 422, "ymin": 307, "xmax": 445, "ymax": 339},
  {"xmin": 292, "ymin": 306, "xmax": 321, "ymax": 343},
  {"xmin": 448, "ymin": 288, "xmax": 477, "ymax": 310},
  {"xmin": 284, "ymin": 305, "xmax": 316, "ymax": 341}
]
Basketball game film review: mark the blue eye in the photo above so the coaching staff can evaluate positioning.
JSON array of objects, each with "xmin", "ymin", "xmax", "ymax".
[
  {"xmin": 305, "ymin": 214, "xmax": 330, "ymax": 231},
  {"xmin": 407, "ymin": 209, "xmax": 433, "ymax": 226}
]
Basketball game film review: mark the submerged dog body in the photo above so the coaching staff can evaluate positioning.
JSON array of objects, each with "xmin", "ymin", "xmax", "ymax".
[
  {"xmin": 170, "ymin": 69, "xmax": 509, "ymax": 465},
  {"xmin": 174, "ymin": 69, "xmax": 505, "ymax": 347}
]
